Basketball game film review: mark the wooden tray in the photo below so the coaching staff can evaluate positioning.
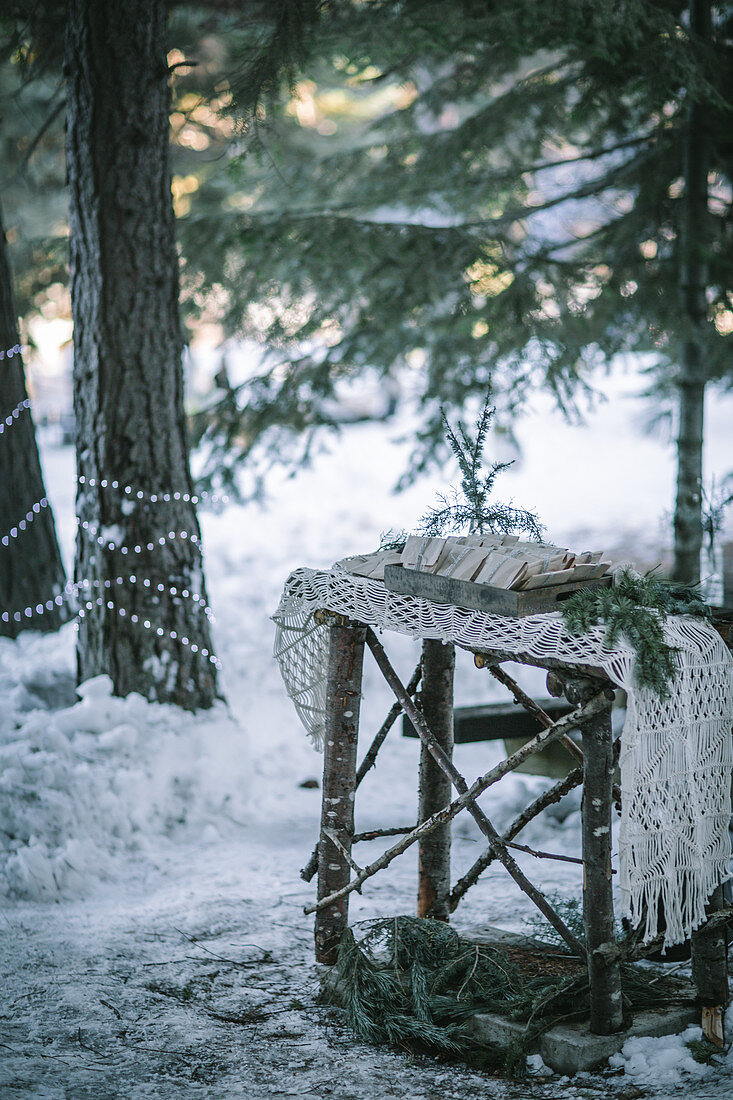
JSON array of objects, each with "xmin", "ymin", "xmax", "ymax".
[{"xmin": 383, "ymin": 564, "xmax": 613, "ymax": 617}]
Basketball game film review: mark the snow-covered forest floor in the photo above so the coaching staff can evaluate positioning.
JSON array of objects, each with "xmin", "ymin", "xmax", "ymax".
[{"xmin": 2, "ymin": 373, "xmax": 733, "ymax": 1098}]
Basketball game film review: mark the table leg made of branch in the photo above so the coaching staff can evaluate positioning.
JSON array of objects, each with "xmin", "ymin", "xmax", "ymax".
[{"xmin": 303, "ymin": 612, "xmax": 729, "ymax": 1040}]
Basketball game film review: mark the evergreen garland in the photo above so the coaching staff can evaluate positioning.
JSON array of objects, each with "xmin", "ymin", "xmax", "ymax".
[
  {"xmin": 327, "ymin": 915, "xmax": 687, "ymax": 1076},
  {"xmin": 561, "ymin": 568, "xmax": 712, "ymax": 698}
]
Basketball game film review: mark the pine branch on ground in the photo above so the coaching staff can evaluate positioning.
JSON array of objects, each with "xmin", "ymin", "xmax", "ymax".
[{"xmin": 326, "ymin": 915, "xmax": 689, "ymax": 1077}]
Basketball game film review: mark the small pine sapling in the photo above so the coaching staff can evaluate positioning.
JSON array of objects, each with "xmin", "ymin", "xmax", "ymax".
[
  {"xmin": 418, "ymin": 396, "xmax": 544, "ymax": 540},
  {"xmin": 378, "ymin": 528, "xmax": 410, "ymax": 552}
]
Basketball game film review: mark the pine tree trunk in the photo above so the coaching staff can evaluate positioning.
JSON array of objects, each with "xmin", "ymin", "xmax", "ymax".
[
  {"xmin": 0, "ymin": 198, "xmax": 68, "ymax": 638},
  {"xmin": 672, "ymin": 0, "xmax": 711, "ymax": 585},
  {"xmin": 65, "ymin": 0, "xmax": 219, "ymax": 707}
]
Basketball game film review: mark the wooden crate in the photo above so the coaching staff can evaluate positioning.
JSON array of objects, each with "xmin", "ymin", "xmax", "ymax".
[{"xmin": 383, "ymin": 564, "xmax": 612, "ymax": 617}]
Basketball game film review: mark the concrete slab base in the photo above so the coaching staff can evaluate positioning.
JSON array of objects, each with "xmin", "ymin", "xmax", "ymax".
[
  {"xmin": 466, "ymin": 1003, "xmax": 699, "ymax": 1076},
  {"xmin": 463, "ymin": 924, "xmax": 698, "ymax": 1074}
]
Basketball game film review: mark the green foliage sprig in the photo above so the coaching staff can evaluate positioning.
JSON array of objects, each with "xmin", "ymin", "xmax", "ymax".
[
  {"xmin": 378, "ymin": 395, "xmax": 543, "ymax": 552},
  {"xmin": 331, "ymin": 915, "xmax": 551, "ymax": 1072},
  {"xmin": 561, "ymin": 569, "xmax": 712, "ymax": 698},
  {"xmin": 418, "ymin": 401, "xmax": 544, "ymax": 540}
]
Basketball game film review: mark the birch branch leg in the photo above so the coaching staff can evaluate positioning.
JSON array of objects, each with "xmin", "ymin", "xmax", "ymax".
[
  {"xmin": 365, "ymin": 628, "xmax": 588, "ymax": 958},
  {"xmin": 315, "ymin": 622, "xmax": 365, "ymax": 964},
  {"xmin": 571, "ymin": 677, "xmax": 623, "ymax": 1033},
  {"xmin": 301, "ymin": 663, "xmax": 421, "ymax": 883},
  {"xmin": 417, "ymin": 639, "xmax": 454, "ymax": 921}
]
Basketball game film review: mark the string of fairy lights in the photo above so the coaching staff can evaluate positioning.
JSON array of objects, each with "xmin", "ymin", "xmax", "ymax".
[
  {"xmin": 0, "ymin": 342, "xmax": 24, "ymax": 360},
  {"xmin": 1, "ymin": 496, "xmax": 50, "ymax": 545},
  {"xmin": 77, "ymin": 474, "xmax": 230, "ymax": 508},
  {"xmin": 75, "ymin": 574, "xmax": 214, "ymax": 620},
  {"xmin": 77, "ymin": 518, "xmax": 202, "ymax": 552},
  {"xmin": 0, "ymin": 396, "xmax": 31, "ymax": 436},
  {"xmin": 1, "ymin": 344, "xmax": 224, "ymax": 668},
  {"xmin": 0, "ymin": 590, "xmax": 223, "ymax": 668}
]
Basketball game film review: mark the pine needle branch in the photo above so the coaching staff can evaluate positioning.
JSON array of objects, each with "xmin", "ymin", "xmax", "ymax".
[
  {"xmin": 561, "ymin": 568, "xmax": 712, "ymax": 697},
  {"xmin": 422, "ymin": 392, "xmax": 544, "ymax": 540},
  {"xmin": 328, "ymin": 914, "xmax": 688, "ymax": 1075}
]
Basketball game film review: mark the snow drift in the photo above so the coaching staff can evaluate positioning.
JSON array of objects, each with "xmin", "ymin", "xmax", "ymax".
[{"xmin": 0, "ymin": 660, "xmax": 247, "ymax": 900}]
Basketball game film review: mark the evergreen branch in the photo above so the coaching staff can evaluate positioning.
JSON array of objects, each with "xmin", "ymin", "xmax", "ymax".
[
  {"xmin": 7, "ymin": 95, "xmax": 65, "ymax": 184},
  {"xmin": 561, "ymin": 569, "xmax": 712, "ymax": 697},
  {"xmin": 329, "ymin": 912, "xmax": 689, "ymax": 1073},
  {"xmin": 419, "ymin": 394, "xmax": 543, "ymax": 539},
  {"xmin": 267, "ymin": 124, "xmax": 657, "ymax": 197},
  {"xmin": 236, "ymin": 143, "xmax": 653, "ymax": 232},
  {"xmin": 488, "ymin": 132, "xmax": 657, "ymax": 179}
]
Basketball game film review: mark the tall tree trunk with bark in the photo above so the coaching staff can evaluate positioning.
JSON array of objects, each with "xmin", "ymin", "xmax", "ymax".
[
  {"xmin": 65, "ymin": 0, "xmax": 219, "ymax": 708},
  {"xmin": 672, "ymin": 0, "xmax": 711, "ymax": 585},
  {"xmin": 0, "ymin": 197, "xmax": 68, "ymax": 637}
]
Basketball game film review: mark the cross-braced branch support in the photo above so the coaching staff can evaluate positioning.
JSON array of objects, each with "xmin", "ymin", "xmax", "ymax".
[
  {"xmin": 306, "ymin": 647, "xmax": 610, "ymax": 939},
  {"xmin": 363, "ymin": 628, "xmax": 588, "ymax": 957},
  {"xmin": 450, "ymin": 767, "xmax": 584, "ymax": 910}
]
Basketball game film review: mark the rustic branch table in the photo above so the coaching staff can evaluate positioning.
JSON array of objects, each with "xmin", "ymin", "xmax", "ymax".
[{"xmin": 274, "ymin": 566, "xmax": 733, "ymax": 1041}]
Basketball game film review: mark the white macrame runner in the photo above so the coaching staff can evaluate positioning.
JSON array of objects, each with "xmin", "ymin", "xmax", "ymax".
[{"xmin": 273, "ymin": 564, "xmax": 733, "ymax": 946}]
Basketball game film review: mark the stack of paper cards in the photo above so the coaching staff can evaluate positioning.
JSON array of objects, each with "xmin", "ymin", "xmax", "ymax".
[{"xmin": 339, "ymin": 535, "xmax": 610, "ymax": 590}]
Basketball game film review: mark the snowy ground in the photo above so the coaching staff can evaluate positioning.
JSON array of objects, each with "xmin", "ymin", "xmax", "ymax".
[{"xmin": 2, "ymin": 374, "xmax": 733, "ymax": 1098}]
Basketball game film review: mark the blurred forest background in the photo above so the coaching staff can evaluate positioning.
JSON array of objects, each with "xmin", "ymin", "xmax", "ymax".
[{"xmin": 2, "ymin": 1, "xmax": 732, "ymax": 667}]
